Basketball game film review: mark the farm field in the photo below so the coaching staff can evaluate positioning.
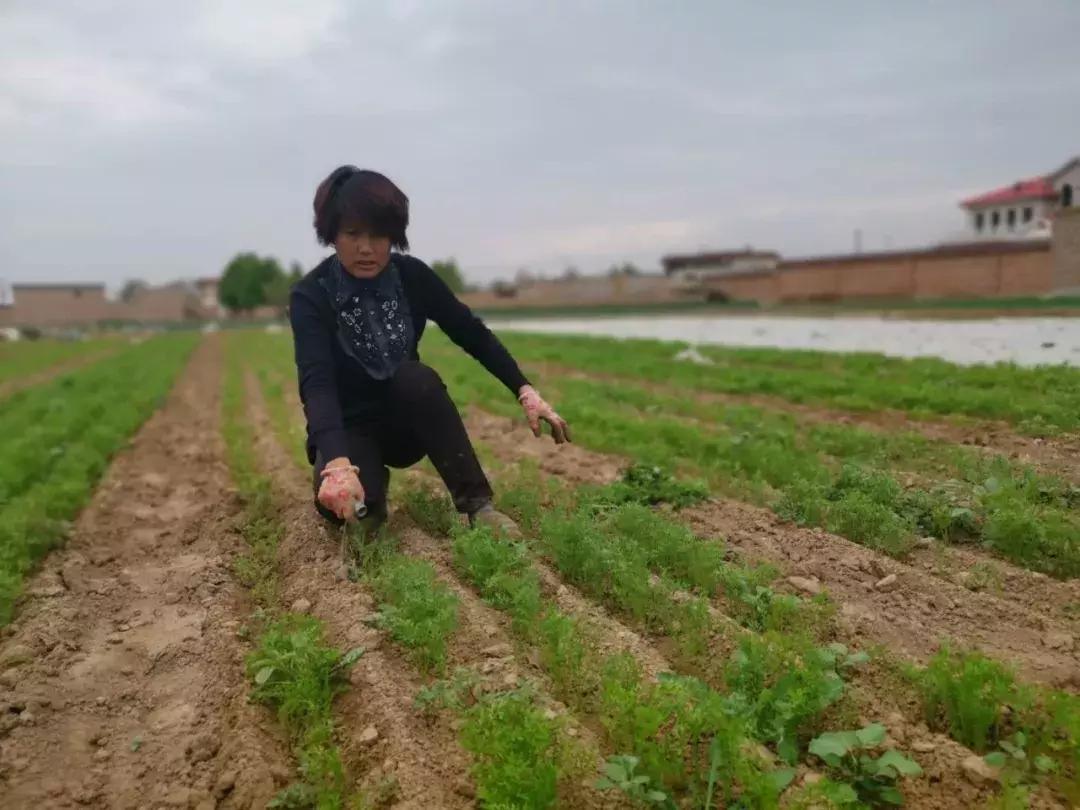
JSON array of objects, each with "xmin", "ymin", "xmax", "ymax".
[{"xmin": 0, "ymin": 328, "xmax": 1077, "ymax": 809}]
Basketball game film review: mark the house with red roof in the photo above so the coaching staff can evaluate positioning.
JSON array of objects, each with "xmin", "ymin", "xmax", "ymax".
[{"xmin": 961, "ymin": 156, "xmax": 1078, "ymax": 240}]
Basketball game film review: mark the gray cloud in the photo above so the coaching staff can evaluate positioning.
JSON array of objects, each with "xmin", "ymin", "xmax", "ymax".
[{"xmin": 2, "ymin": 0, "xmax": 1079, "ymax": 288}]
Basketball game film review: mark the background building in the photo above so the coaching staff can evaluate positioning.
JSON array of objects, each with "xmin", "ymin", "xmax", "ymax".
[{"xmin": 962, "ymin": 157, "xmax": 1079, "ymax": 241}]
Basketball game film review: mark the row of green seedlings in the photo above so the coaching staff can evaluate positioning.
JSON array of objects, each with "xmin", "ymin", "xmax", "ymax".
[
  {"xmin": 401, "ymin": 479, "xmax": 924, "ymax": 809},
  {"xmin": 420, "ymin": 341, "xmax": 1078, "ymax": 579},
  {"xmin": 552, "ymin": 373, "xmax": 1079, "ymax": 574},
  {"xmin": 492, "ymin": 330, "xmax": 1080, "ymax": 436},
  {"xmin": 538, "ymin": 462, "xmax": 1080, "ymax": 805},
  {"xmin": 240, "ymin": 338, "xmax": 581, "ymax": 806},
  {"xmin": 222, "ymin": 341, "xmax": 362, "ymax": 808},
  {"xmin": 348, "ymin": 524, "xmax": 592, "ymax": 809},
  {"xmin": 0, "ymin": 335, "xmax": 119, "ymax": 387},
  {"xmin": 426, "ymin": 460, "xmax": 1080, "ymax": 808},
  {"xmin": 0, "ymin": 335, "xmax": 196, "ymax": 622}
]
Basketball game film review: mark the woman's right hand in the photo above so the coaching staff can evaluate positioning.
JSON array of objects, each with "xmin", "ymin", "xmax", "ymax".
[{"xmin": 318, "ymin": 458, "xmax": 366, "ymax": 521}]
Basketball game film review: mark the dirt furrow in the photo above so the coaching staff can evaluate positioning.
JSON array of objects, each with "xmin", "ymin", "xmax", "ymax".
[
  {"xmin": 466, "ymin": 408, "xmax": 1080, "ymax": 691},
  {"xmin": 534, "ymin": 361, "xmax": 1080, "ymax": 483},
  {"xmin": 0, "ymin": 337, "xmax": 292, "ymax": 809},
  {"xmin": 244, "ymin": 374, "xmax": 475, "ymax": 808}
]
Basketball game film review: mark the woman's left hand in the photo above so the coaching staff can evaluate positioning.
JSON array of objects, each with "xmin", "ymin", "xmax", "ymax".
[{"xmin": 518, "ymin": 385, "xmax": 572, "ymax": 444}]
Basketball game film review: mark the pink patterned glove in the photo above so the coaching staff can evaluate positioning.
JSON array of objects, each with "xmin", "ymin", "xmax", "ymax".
[
  {"xmin": 318, "ymin": 463, "xmax": 366, "ymax": 521},
  {"xmin": 518, "ymin": 385, "xmax": 572, "ymax": 444}
]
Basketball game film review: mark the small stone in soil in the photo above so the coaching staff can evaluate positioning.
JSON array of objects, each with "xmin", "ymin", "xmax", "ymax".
[
  {"xmin": 290, "ymin": 598, "xmax": 312, "ymax": 614},
  {"xmin": 786, "ymin": 576, "xmax": 822, "ymax": 596},
  {"xmin": 874, "ymin": 574, "xmax": 899, "ymax": 592},
  {"xmin": 358, "ymin": 725, "xmax": 379, "ymax": 745}
]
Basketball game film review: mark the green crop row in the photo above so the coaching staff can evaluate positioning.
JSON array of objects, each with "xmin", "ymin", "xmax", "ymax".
[
  {"xmin": 0, "ymin": 335, "xmax": 196, "ymax": 622},
  {"xmin": 419, "ymin": 337, "xmax": 1080, "ymax": 578},
  {"xmin": 488, "ymin": 331, "xmax": 1080, "ymax": 435},
  {"xmin": 482, "ymin": 456, "xmax": 1080, "ymax": 803},
  {"xmin": 400, "ymin": 485, "xmax": 903, "ymax": 808},
  {"xmin": 236, "ymin": 333, "xmax": 600, "ymax": 805},
  {"xmin": 0, "ymin": 337, "xmax": 119, "ymax": 388},
  {"xmin": 223, "ymin": 336, "xmax": 361, "ymax": 808}
]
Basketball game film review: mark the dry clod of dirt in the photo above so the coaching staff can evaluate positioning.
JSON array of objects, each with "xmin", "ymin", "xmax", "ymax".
[
  {"xmin": 290, "ymin": 597, "xmax": 313, "ymax": 614},
  {"xmin": 786, "ymin": 575, "xmax": 823, "ymax": 596},
  {"xmin": 1041, "ymin": 631, "xmax": 1074, "ymax": 651},
  {"xmin": 960, "ymin": 754, "xmax": 1002, "ymax": 786},
  {"xmin": 874, "ymin": 574, "xmax": 900, "ymax": 592},
  {"xmin": 0, "ymin": 643, "xmax": 35, "ymax": 668},
  {"xmin": 357, "ymin": 724, "xmax": 380, "ymax": 745},
  {"xmin": 912, "ymin": 740, "xmax": 937, "ymax": 753}
]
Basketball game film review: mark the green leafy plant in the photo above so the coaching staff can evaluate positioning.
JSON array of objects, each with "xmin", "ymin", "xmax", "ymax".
[
  {"xmin": 595, "ymin": 755, "xmax": 670, "ymax": 806},
  {"xmin": 808, "ymin": 724, "xmax": 922, "ymax": 806}
]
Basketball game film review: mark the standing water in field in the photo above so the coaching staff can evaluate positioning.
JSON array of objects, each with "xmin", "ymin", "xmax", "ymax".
[{"xmin": 490, "ymin": 315, "xmax": 1080, "ymax": 368}]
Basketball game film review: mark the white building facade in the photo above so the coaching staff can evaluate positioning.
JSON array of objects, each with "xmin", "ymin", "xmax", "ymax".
[{"xmin": 962, "ymin": 157, "xmax": 1078, "ymax": 241}]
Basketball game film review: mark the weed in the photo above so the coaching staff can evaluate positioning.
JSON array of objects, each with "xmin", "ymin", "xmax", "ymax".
[
  {"xmin": 595, "ymin": 755, "xmax": 670, "ymax": 806},
  {"xmin": 807, "ymin": 723, "xmax": 921, "ymax": 807},
  {"xmin": 586, "ymin": 464, "xmax": 708, "ymax": 511},
  {"xmin": 724, "ymin": 635, "xmax": 848, "ymax": 764}
]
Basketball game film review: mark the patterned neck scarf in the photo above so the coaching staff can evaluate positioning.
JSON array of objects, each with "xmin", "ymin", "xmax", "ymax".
[{"xmin": 330, "ymin": 258, "xmax": 415, "ymax": 380}]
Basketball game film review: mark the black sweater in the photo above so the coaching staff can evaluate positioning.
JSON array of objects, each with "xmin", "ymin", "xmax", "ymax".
[{"xmin": 289, "ymin": 254, "xmax": 529, "ymax": 464}]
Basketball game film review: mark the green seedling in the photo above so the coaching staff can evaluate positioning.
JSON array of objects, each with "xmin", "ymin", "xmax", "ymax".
[
  {"xmin": 401, "ymin": 484, "xmax": 457, "ymax": 536},
  {"xmin": 595, "ymin": 755, "xmax": 670, "ymax": 806},
  {"xmin": 368, "ymin": 555, "xmax": 459, "ymax": 673}
]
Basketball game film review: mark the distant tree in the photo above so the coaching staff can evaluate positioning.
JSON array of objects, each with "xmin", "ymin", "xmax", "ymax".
[
  {"xmin": 219, "ymin": 252, "xmax": 286, "ymax": 313},
  {"xmin": 514, "ymin": 268, "xmax": 536, "ymax": 287},
  {"xmin": 561, "ymin": 266, "xmax": 581, "ymax": 281},
  {"xmin": 120, "ymin": 279, "xmax": 148, "ymax": 302},
  {"xmin": 288, "ymin": 260, "xmax": 304, "ymax": 283},
  {"xmin": 431, "ymin": 258, "xmax": 465, "ymax": 294},
  {"xmin": 607, "ymin": 262, "xmax": 642, "ymax": 278}
]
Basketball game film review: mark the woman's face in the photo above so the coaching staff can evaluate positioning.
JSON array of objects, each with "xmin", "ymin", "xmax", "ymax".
[{"xmin": 334, "ymin": 226, "xmax": 391, "ymax": 279}]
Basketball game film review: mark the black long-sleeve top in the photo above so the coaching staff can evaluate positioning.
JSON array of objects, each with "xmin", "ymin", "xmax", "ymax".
[{"xmin": 289, "ymin": 253, "xmax": 529, "ymax": 464}]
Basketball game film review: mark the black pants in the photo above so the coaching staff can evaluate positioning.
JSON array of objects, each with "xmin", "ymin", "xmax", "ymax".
[{"xmin": 312, "ymin": 361, "xmax": 493, "ymax": 524}]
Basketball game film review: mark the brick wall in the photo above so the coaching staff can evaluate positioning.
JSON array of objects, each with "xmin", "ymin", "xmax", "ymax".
[
  {"xmin": 1052, "ymin": 208, "xmax": 1080, "ymax": 292},
  {"xmin": 0, "ymin": 286, "xmax": 113, "ymax": 328},
  {"xmin": 776, "ymin": 242, "xmax": 1053, "ymax": 302}
]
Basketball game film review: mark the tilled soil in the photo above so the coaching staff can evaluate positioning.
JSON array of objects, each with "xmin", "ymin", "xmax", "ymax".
[
  {"xmin": 466, "ymin": 409, "xmax": 1080, "ymax": 691},
  {"xmin": 0, "ymin": 338, "xmax": 292, "ymax": 809}
]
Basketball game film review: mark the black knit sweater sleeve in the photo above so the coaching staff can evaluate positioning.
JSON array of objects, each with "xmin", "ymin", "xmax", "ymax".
[
  {"xmin": 412, "ymin": 259, "xmax": 530, "ymax": 395},
  {"xmin": 288, "ymin": 287, "xmax": 350, "ymax": 462}
]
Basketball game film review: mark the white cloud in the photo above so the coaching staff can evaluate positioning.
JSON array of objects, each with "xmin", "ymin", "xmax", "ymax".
[{"xmin": 195, "ymin": 0, "xmax": 345, "ymax": 64}]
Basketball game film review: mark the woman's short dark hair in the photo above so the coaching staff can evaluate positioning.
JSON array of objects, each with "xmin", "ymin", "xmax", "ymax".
[{"xmin": 313, "ymin": 167, "xmax": 409, "ymax": 250}]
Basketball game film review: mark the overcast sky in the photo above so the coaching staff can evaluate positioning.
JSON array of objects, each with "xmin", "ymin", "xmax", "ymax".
[{"xmin": 2, "ymin": 1, "xmax": 1079, "ymax": 290}]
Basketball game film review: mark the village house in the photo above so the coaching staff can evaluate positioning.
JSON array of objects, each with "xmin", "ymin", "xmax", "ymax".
[{"xmin": 961, "ymin": 156, "xmax": 1079, "ymax": 241}]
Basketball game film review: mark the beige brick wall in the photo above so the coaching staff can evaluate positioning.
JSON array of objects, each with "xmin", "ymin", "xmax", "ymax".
[
  {"xmin": 912, "ymin": 256, "xmax": 1003, "ymax": 298},
  {"xmin": 777, "ymin": 265, "xmax": 840, "ymax": 301},
  {"xmin": 1052, "ymin": 208, "xmax": 1080, "ymax": 292},
  {"xmin": 3, "ymin": 286, "xmax": 113, "ymax": 328},
  {"xmin": 838, "ymin": 259, "xmax": 916, "ymax": 298},
  {"xmin": 998, "ymin": 252, "xmax": 1054, "ymax": 295}
]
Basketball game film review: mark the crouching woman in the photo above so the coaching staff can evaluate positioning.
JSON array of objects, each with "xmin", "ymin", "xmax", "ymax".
[{"xmin": 289, "ymin": 166, "xmax": 570, "ymax": 536}]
